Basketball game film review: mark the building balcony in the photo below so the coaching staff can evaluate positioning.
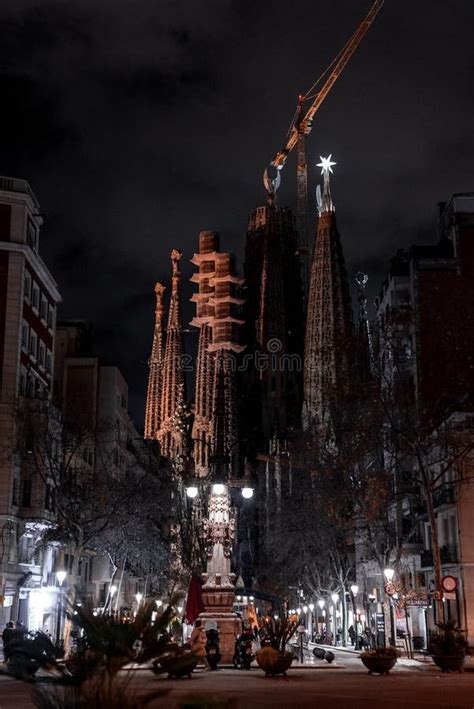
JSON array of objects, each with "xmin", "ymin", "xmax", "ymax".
[
  {"xmin": 433, "ymin": 485, "xmax": 455, "ymax": 508},
  {"xmin": 420, "ymin": 545, "xmax": 458, "ymax": 568}
]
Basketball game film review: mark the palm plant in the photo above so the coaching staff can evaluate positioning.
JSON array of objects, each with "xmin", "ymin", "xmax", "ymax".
[{"xmin": 262, "ymin": 616, "xmax": 299, "ymax": 653}]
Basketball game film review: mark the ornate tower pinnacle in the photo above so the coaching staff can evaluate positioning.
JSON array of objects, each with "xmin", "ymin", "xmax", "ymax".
[
  {"xmin": 303, "ymin": 155, "xmax": 352, "ymax": 432},
  {"xmin": 158, "ymin": 249, "xmax": 187, "ymax": 461},
  {"xmin": 316, "ymin": 155, "xmax": 336, "ymax": 215},
  {"xmin": 144, "ymin": 282, "xmax": 166, "ymax": 440}
]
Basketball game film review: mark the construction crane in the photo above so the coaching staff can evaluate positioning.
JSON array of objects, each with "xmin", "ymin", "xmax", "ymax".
[{"xmin": 265, "ymin": 0, "xmax": 384, "ymax": 295}]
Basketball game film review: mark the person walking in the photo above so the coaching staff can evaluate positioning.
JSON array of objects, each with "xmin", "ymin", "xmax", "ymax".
[
  {"xmin": 2, "ymin": 622, "xmax": 15, "ymax": 662},
  {"xmin": 190, "ymin": 619, "xmax": 211, "ymax": 671}
]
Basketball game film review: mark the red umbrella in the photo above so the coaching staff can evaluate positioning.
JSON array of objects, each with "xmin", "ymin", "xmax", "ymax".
[{"xmin": 185, "ymin": 573, "xmax": 205, "ymax": 625}]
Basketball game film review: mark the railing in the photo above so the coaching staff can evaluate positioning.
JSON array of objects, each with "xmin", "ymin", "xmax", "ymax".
[{"xmin": 420, "ymin": 545, "xmax": 458, "ymax": 568}]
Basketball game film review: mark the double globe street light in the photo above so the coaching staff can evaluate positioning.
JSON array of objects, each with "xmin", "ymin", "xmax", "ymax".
[{"xmin": 186, "ymin": 482, "xmax": 254, "ymax": 500}]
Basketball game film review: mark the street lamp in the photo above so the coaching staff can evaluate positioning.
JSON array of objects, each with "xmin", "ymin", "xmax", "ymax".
[
  {"xmin": 331, "ymin": 593, "xmax": 339, "ymax": 605},
  {"xmin": 135, "ymin": 592, "xmax": 143, "ymax": 607},
  {"xmin": 110, "ymin": 584, "xmax": 117, "ymax": 597},
  {"xmin": 350, "ymin": 584, "xmax": 359, "ymax": 649},
  {"xmin": 309, "ymin": 603, "xmax": 314, "ymax": 612},
  {"xmin": 384, "ymin": 568, "xmax": 396, "ymax": 645},
  {"xmin": 186, "ymin": 486, "xmax": 199, "ymax": 499},
  {"xmin": 241, "ymin": 487, "xmax": 254, "ymax": 499},
  {"xmin": 156, "ymin": 599, "xmax": 163, "ymax": 609},
  {"xmin": 55, "ymin": 569, "xmax": 67, "ymax": 650},
  {"xmin": 212, "ymin": 483, "xmax": 226, "ymax": 495}
]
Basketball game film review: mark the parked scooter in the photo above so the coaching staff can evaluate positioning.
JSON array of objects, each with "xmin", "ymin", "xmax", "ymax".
[
  {"xmin": 233, "ymin": 628, "xmax": 255, "ymax": 670},
  {"xmin": 205, "ymin": 628, "xmax": 222, "ymax": 670}
]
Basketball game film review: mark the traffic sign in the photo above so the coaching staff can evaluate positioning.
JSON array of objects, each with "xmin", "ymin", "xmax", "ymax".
[{"xmin": 441, "ymin": 575, "xmax": 458, "ymax": 593}]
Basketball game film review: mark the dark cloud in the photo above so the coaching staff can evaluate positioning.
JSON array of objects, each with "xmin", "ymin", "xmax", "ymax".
[{"xmin": 1, "ymin": 0, "xmax": 473, "ymax": 424}]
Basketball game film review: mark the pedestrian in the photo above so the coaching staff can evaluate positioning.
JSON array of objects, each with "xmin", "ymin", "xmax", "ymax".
[
  {"xmin": 2, "ymin": 622, "xmax": 14, "ymax": 661},
  {"xmin": 190, "ymin": 619, "xmax": 211, "ymax": 671},
  {"xmin": 348, "ymin": 624, "xmax": 355, "ymax": 646}
]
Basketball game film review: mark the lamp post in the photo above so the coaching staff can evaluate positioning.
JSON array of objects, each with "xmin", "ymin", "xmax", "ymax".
[
  {"xmin": 317, "ymin": 600, "xmax": 325, "ymax": 638},
  {"xmin": 384, "ymin": 568, "xmax": 396, "ymax": 646},
  {"xmin": 55, "ymin": 569, "xmax": 67, "ymax": 650},
  {"xmin": 350, "ymin": 584, "xmax": 359, "ymax": 649},
  {"xmin": 331, "ymin": 593, "xmax": 339, "ymax": 645}
]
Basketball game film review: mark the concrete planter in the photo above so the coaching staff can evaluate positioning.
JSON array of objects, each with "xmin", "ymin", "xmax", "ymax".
[
  {"xmin": 432, "ymin": 655, "xmax": 465, "ymax": 673},
  {"xmin": 360, "ymin": 655, "xmax": 397, "ymax": 675},
  {"xmin": 256, "ymin": 647, "xmax": 294, "ymax": 676}
]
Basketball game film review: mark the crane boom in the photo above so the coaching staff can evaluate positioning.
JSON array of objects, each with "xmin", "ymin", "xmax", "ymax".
[{"xmin": 271, "ymin": 0, "xmax": 384, "ymax": 170}]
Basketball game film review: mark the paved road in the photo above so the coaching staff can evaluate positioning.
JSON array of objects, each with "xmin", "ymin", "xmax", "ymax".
[{"xmin": 0, "ymin": 650, "xmax": 473, "ymax": 709}]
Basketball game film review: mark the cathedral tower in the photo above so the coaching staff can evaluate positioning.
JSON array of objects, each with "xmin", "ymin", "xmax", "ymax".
[
  {"xmin": 144, "ymin": 282, "xmax": 165, "ymax": 440},
  {"xmin": 303, "ymin": 156, "xmax": 353, "ymax": 432},
  {"xmin": 157, "ymin": 249, "xmax": 187, "ymax": 459}
]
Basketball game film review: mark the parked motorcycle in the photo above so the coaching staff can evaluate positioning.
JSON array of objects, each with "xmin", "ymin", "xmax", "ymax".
[
  {"xmin": 205, "ymin": 628, "xmax": 221, "ymax": 670},
  {"xmin": 233, "ymin": 629, "xmax": 255, "ymax": 670},
  {"xmin": 5, "ymin": 630, "xmax": 58, "ymax": 681}
]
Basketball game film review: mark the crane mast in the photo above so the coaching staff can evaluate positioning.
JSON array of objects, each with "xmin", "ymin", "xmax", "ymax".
[{"xmin": 267, "ymin": 0, "xmax": 384, "ymax": 296}]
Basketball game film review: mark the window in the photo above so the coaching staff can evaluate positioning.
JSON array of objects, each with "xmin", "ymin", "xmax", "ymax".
[
  {"xmin": 29, "ymin": 330, "xmax": 37, "ymax": 359},
  {"xmin": 24, "ymin": 272, "xmax": 31, "ymax": 301},
  {"xmin": 38, "ymin": 340, "xmax": 46, "ymax": 368},
  {"xmin": 31, "ymin": 283, "xmax": 39, "ymax": 311},
  {"xmin": 46, "ymin": 349, "xmax": 52, "ymax": 374},
  {"xmin": 21, "ymin": 320, "xmax": 29, "ymax": 350},
  {"xmin": 40, "ymin": 296, "xmax": 47, "ymax": 322},
  {"xmin": 27, "ymin": 220, "xmax": 38, "ymax": 251},
  {"xmin": 19, "ymin": 367, "xmax": 27, "ymax": 395},
  {"xmin": 47, "ymin": 304, "xmax": 54, "ymax": 330},
  {"xmin": 21, "ymin": 479, "xmax": 32, "ymax": 507},
  {"xmin": 11, "ymin": 478, "xmax": 18, "ymax": 506}
]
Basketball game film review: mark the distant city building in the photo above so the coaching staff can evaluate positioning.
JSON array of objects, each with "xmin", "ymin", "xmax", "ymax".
[{"xmin": 0, "ymin": 176, "xmax": 61, "ymax": 629}]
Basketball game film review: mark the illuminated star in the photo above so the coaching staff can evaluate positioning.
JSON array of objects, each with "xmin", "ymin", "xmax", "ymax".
[{"xmin": 316, "ymin": 155, "xmax": 336, "ymax": 174}]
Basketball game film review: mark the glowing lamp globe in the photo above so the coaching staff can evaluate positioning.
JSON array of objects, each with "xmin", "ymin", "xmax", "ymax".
[
  {"xmin": 350, "ymin": 584, "xmax": 359, "ymax": 596},
  {"xmin": 331, "ymin": 593, "xmax": 339, "ymax": 604},
  {"xmin": 384, "ymin": 568, "xmax": 395, "ymax": 581},
  {"xmin": 318, "ymin": 600, "xmax": 325, "ymax": 609},
  {"xmin": 309, "ymin": 603, "xmax": 315, "ymax": 612},
  {"xmin": 242, "ymin": 487, "xmax": 254, "ymax": 499},
  {"xmin": 212, "ymin": 483, "xmax": 226, "ymax": 495},
  {"xmin": 56, "ymin": 570, "xmax": 67, "ymax": 586},
  {"xmin": 186, "ymin": 486, "xmax": 199, "ymax": 499}
]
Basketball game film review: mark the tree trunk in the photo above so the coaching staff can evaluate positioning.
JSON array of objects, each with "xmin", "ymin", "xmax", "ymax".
[{"xmin": 425, "ymin": 482, "xmax": 444, "ymax": 623}]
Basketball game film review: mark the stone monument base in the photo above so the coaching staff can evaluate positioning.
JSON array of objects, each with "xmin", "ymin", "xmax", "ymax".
[{"xmin": 199, "ymin": 611, "xmax": 241, "ymax": 664}]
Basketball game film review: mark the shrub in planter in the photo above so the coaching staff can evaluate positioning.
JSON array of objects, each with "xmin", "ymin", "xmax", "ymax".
[
  {"xmin": 256, "ymin": 618, "xmax": 297, "ymax": 676},
  {"xmin": 256, "ymin": 646, "xmax": 294, "ymax": 676},
  {"xmin": 428, "ymin": 622, "xmax": 469, "ymax": 673},
  {"xmin": 360, "ymin": 647, "xmax": 400, "ymax": 675}
]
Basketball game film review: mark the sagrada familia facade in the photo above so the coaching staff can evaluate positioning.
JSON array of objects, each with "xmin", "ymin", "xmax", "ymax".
[{"xmin": 144, "ymin": 159, "xmax": 369, "ymax": 588}]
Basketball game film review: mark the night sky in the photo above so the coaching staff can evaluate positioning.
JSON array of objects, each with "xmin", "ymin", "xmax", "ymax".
[{"xmin": 1, "ymin": 0, "xmax": 473, "ymax": 423}]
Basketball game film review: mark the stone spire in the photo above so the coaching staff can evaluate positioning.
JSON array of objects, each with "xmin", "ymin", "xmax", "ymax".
[
  {"xmin": 158, "ymin": 249, "xmax": 187, "ymax": 460},
  {"xmin": 190, "ymin": 231, "xmax": 220, "ymax": 477},
  {"xmin": 303, "ymin": 157, "xmax": 353, "ymax": 431},
  {"xmin": 190, "ymin": 236, "xmax": 245, "ymax": 478},
  {"xmin": 144, "ymin": 282, "xmax": 165, "ymax": 440}
]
